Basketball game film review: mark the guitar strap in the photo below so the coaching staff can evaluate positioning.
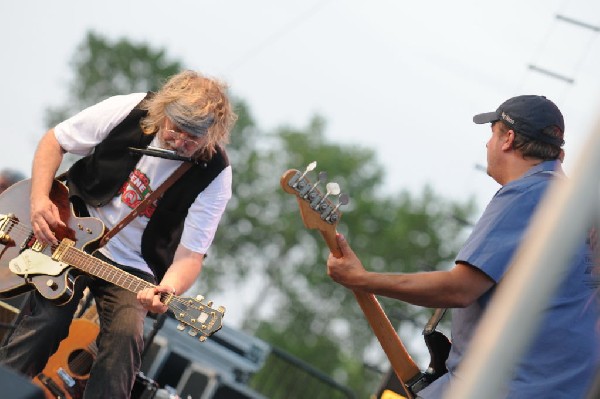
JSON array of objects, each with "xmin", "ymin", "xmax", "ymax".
[{"xmin": 97, "ymin": 162, "xmax": 193, "ymax": 248}]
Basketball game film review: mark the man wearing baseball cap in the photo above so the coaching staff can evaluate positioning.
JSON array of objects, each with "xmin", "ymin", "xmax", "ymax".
[{"xmin": 327, "ymin": 95, "xmax": 599, "ymax": 398}]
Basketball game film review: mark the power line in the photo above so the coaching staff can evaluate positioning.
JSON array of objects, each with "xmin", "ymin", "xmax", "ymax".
[
  {"xmin": 517, "ymin": 0, "xmax": 600, "ymax": 101},
  {"xmin": 225, "ymin": 0, "xmax": 334, "ymax": 74}
]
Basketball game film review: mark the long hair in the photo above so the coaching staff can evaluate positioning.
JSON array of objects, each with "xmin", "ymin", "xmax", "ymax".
[{"xmin": 139, "ymin": 70, "xmax": 237, "ymax": 158}]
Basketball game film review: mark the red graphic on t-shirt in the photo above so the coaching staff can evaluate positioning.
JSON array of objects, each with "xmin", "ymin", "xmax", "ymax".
[{"xmin": 118, "ymin": 169, "xmax": 157, "ymax": 218}]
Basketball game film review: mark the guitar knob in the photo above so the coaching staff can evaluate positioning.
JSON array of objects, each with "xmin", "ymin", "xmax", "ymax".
[{"xmin": 46, "ymin": 279, "xmax": 58, "ymax": 290}]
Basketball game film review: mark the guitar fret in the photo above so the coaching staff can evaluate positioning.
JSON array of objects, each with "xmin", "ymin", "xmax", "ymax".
[
  {"xmin": 62, "ymin": 246, "xmax": 150, "ymax": 294},
  {"xmin": 126, "ymin": 278, "xmax": 135, "ymax": 291},
  {"xmin": 113, "ymin": 271, "xmax": 122, "ymax": 286}
]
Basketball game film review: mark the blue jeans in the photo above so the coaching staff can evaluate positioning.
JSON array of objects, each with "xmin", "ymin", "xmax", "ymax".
[{"xmin": 0, "ymin": 259, "xmax": 154, "ymax": 399}]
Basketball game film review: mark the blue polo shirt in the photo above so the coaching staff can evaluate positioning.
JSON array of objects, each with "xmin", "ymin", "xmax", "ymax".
[{"xmin": 419, "ymin": 160, "xmax": 599, "ymax": 398}]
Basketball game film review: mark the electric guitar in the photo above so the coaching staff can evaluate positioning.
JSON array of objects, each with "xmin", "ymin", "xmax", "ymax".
[
  {"xmin": 33, "ymin": 304, "xmax": 100, "ymax": 399},
  {"xmin": 281, "ymin": 162, "xmax": 449, "ymax": 398},
  {"xmin": 0, "ymin": 179, "xmax": 225, "ymax": 342}
]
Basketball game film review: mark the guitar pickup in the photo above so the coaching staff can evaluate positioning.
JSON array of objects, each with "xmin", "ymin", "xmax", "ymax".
[{"xmin": 31, "ymin": 240, "xmax": 47, "ymax": 252}]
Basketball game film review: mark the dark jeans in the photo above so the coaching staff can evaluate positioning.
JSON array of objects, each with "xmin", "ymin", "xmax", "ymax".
[{"xmin": 0, "ymin": 255, "xmax": 155, "ymax": 399}]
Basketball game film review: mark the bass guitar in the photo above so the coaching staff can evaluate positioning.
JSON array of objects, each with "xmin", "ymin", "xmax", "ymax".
[
  {"xmin": 281, "ymin": 162, "xmax": 449, "ymax": 398},
  {"xmin": 0, "ymin": 179, "xmax": 224, "ymax": 342}
]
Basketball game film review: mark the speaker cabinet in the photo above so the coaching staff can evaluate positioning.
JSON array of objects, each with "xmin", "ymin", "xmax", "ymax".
[
  {"xmin": 176, "ymin": 363, "xmax": 218, "ymax": 399},
  {"xmin": 140, "ymin": 335, "xmax": 170, "ymax": 378}
]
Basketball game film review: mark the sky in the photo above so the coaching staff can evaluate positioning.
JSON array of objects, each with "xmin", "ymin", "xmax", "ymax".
[{"xmin": 1, "ymin": 0, "xmax": 600, "ymax": 332}]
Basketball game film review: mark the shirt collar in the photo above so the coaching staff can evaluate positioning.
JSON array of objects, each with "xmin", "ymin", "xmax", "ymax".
[{"xmin": 521, "ymin": 159, "xmax": 563, "ymax": 179}]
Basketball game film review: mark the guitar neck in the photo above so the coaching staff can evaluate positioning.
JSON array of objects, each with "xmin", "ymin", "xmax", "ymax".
[
  {"xmin": 325, "ymin": 230, "xmax": 421, "ymax": 396},
  {"xmin": 56, "ymin": 242, "xmax": 155, "ymax": 295}
]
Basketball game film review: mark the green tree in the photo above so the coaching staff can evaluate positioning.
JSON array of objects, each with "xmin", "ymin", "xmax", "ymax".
[
  {"xmin": 44, "ymin": 31, "xmax": 182, "ymax": 172},
  {"xmin": 45, "ymin": 31, "xmax": 182, "ymax": 127}
]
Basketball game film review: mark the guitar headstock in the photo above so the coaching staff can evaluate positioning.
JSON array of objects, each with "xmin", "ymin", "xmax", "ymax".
[
  {"xmin": 170, "ymin": 294, "xmax": 225, "ymax": 342},
  {"xmin": 281, "ymin": 161, "xmax": 349, "ymax": 256}
]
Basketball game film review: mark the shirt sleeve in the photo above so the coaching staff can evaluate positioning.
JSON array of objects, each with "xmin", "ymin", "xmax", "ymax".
[
  {"xmin": 456, "ymin": 183, "xmax": 545, "ymax": 282},
  {"xmin": 54, "ymin": 93, "xmax": 147, "ymax": 156},
  {"xmin": 179, "ymin": 165, "xmax": 232, "ymax": 254}
]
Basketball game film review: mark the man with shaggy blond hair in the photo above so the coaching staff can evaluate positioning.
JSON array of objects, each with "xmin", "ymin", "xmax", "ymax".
[{"xmin": 0, "ymin": 70, "xmax": 237, "ymax": 398}]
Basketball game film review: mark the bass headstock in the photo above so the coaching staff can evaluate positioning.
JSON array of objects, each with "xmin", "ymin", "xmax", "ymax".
[
  {"xmin": 170, "ymin": 294, "xmax": 225, "ymax": 342},
  {"xmin": 280, "ymin": 161, "xmax": 349, "ymax": 256}
]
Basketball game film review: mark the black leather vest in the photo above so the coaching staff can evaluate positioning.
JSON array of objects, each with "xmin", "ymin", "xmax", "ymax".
[{"xmin": 66, "ymin": 95, "xmax": 229, "ymax": 280}]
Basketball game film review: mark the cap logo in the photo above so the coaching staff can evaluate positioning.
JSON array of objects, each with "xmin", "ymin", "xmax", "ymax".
[{"xmin": 501, "ymin": 112, "xmax": 515, "ymax": 125}]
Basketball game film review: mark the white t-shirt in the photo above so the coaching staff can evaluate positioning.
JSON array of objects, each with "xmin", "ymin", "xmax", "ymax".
[{"xmin": 54, "ymin": 93, "xmax": 232, "ymax": 276}]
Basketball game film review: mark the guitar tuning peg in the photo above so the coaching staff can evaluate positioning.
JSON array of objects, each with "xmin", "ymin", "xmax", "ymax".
[
  {"xmin": 199, "ymin": 336, "xmax": 207, "ymax": 342},
  {"xmin": 207, "ymin": 300, "xmax": 214, "ymax": 307},
  {"xmin": 331, "ymin": 193, "xmax": 350, "ymax": 213},
  {"xmin": 304, "ymin": 171, "xmax": 328, "ymax": 200},
  {"xmin": 218, "ymin": 305, "xmax": 226, "ymax": 314},
  {"xmin": 177, "ymin": 323, "xmax": 185, "ymax": 331},
  {"xmin": 196, "ymin": 294, "xmax": 205, "ymax": 302},
  {"xmin": 188, "ymin": 329, "xmax": 198, "ymax": 337},
  {"xmin": 338, "ymin": 193, "xmax": 350, "ymax": 206},
  {"xmin": 316, "ymin": 182, "xmax": 340, "ymax": 209},
  {"xmin": 326, "ymin": 182, "xmax": 340, "ymax": 196},
  {"xmin": 326, "ymin": 193, "xmax": 350, "ymax": 223},
  {"xmin": 293, "ymin": 161, "xmax": 318, "ymax": 190}
]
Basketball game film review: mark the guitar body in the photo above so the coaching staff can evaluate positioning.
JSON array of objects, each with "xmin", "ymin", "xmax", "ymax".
[
  {"xmin": 33, "ymin": 318, "xmax": 99, "ymax": 399},
  {"xmin": 29, "ymin": 269, "xmax": 79, "ymax": 304},
  {"xmin": 0, "ymin": 179, "xmax": 104, "ymax": 303},
  {"xmin": 424, "ymin": 330, "xmax": 451, "ymax": 382}
]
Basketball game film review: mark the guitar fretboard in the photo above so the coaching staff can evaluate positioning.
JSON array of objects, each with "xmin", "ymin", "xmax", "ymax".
[{"xmin": 58, "ymin": 244, "xmax": 154, "ymax": 295}]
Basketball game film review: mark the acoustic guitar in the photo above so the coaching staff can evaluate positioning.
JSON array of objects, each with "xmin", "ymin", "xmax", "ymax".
[
  {"xmin": 0, "ymin": 179, "xmax": 224, "ymax": 342},
  {"xmin": 33, "ymin": 304, "xmax": 100, "ymax": 399},
  {"xmin": 281, "ymin": 162, "xmax": 449, "ymax": 398}
]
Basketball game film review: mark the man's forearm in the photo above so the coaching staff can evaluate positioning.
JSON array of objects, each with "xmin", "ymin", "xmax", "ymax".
[{"xmin": 31, "ymin": 129, "xmax": 65, "ymax": 198}]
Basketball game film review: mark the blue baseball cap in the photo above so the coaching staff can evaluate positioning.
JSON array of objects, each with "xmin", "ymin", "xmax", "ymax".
[{"xmin": 473, "ymin": 95, "xmax": 564, "ymax": 147}]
